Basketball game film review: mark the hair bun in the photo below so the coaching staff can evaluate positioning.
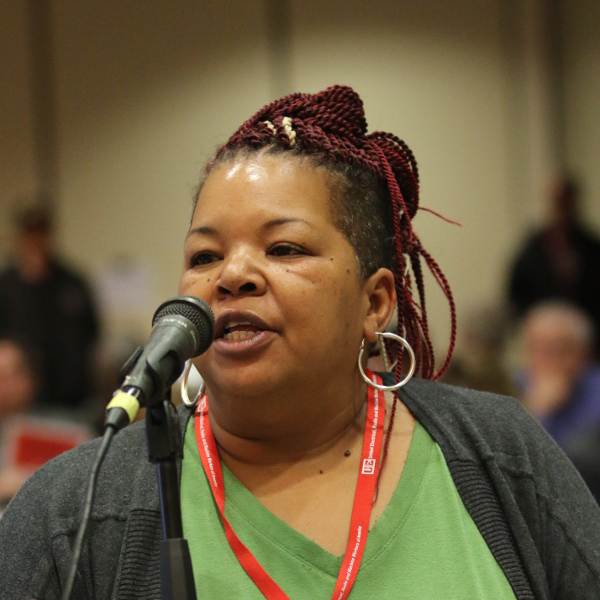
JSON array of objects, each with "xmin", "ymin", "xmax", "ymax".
[{"xmin": 231, "ymin": 85, "xmax": 367, "ymax": 148}]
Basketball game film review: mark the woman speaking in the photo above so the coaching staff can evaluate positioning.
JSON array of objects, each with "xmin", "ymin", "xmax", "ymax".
[{"xmin": 1, "ymin": 85, "xmax": 599, "ymax": 599}]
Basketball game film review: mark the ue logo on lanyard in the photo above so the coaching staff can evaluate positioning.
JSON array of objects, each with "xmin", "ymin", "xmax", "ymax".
[{"xmin": 361, "ymin": 458, "xmax": 377, "ymax": 475}]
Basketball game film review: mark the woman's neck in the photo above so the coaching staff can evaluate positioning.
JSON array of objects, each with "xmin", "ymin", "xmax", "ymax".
[{"xmin": 205, "ymin": 374, "xmax": 368, "ymax": 467}]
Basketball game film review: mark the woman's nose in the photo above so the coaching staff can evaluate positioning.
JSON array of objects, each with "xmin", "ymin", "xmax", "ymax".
[{"xmin": 216, "ymin": 248, "xmax": 266, "ymax": 297}]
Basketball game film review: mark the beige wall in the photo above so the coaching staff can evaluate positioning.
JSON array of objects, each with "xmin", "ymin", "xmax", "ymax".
[
  {"xmin": 51, "ymin": 0, "xmax": 272, "ymax": 337},
  {"xmin": 290, "ymin": 0, "xmax": 517, "ymax": 349},
  {"xmin": 1, "ymin": 0, "xmax": 599, "ymax": 362},
  {"xmin": 562, "ymin": 0, "xmax": 600, "ymax": 229},
  {"xmin": 0, "ymin": 1, "xmax": 37, "ymax": 257}
]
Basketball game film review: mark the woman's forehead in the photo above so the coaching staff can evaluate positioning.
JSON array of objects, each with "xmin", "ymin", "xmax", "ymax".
[
  {"xmin": 195, "ymin": 154, "xmax": 334, "ymax": 222},
  {"xmin": 208, "ymin": 153, "xmax": 325, "ymax": 185},
  {"xmin": 219, "ymin": 158, "xmax": 269, "ymax": 182}
]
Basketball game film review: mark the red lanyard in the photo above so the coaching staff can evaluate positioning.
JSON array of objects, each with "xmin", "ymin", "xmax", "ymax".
[{"xmin": 194, "ymin": 369, "xmax": 385, "ymax": 599}]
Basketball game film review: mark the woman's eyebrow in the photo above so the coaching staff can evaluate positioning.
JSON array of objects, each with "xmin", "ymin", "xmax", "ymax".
[
  {"xmin": 186, "ymin": 225, "xmax": 218, "ymax": 239},
  {"xmin": 186, "ymin": 218, "xmax": 315, "ymax": 239},
  {"xmin": 261, "ymin": 217, "xmax": 316, "ymax": 231}
]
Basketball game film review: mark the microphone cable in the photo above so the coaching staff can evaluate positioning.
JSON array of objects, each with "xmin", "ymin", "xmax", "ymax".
[{"xmin": 61, "ymin": 425, "xmax": 116, "ymax": 600}]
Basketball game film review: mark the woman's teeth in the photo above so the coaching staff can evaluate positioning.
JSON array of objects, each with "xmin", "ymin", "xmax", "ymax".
[
  {"xmin": 222, "ymin": 321, "xmax": 261, "ymax": 341},
  {"xmin": 223, "ymin": 329, "xmax": 258, "ymax": 341}
]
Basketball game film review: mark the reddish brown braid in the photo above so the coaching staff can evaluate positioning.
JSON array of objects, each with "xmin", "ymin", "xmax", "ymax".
[{"xmin": 215, "ymin": 85, "xmax": 457, "ymax": 383}]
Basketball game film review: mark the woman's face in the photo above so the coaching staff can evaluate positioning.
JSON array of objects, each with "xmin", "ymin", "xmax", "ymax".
[{"xmin": 179, "ymin": 155, "xmax": 375, "ymax": 397}]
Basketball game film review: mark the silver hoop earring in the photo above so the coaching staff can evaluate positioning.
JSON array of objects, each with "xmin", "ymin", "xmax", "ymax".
[
  {"xmin": 180, "ymin": 360, "xmax": 204, "ymax": 407},
  {"xmin": 358, "ymin": 332, "xmax": 416, "ymax": 391}
]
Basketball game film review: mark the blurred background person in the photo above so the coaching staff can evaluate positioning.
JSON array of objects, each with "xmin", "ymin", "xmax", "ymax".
[
  {"xmin": 517, "ymin": 301, "xmax": 600, "ymax": 449},
  {"xmin": 508, "ymin": 175, "xmax": 600, "ymax": 357},
  {"xmin": 0, "ymin": 337, "xmax": 93, "ymax": 510},
  {"xmin": 0, "ymin": 204, "xmax": 100, "ymax": 414},
  {"xmin": 0, "ymin": 338, "xmax": 38, "ymax": 506},
  {"xmin": 0, "ymin": 338, "xmax": 37, "ymax": 423}
]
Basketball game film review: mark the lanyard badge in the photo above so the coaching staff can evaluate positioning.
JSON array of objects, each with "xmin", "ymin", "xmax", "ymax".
[{"xmin": 194, "ymin": 369, "xmax": 385, "ymax": 599}]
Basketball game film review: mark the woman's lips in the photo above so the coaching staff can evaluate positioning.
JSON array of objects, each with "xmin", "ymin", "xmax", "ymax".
[
  {"xmin": 213, "ymin": 329, "xmax": 275, "ymax": 354},
  {"xmin": 213, "ymin": 312, "xmax": 276, "ymax": 355}
]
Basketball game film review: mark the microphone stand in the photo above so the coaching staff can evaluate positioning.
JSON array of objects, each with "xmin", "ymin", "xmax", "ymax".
[{"xmin": 146, "ymin": 394, "xmax": 197, "ymax": 600}]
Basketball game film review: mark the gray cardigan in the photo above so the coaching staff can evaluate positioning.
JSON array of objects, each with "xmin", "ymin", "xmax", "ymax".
[{"xmin": 1, "ymin": 379, "xmax": 599, "ymax": 599}]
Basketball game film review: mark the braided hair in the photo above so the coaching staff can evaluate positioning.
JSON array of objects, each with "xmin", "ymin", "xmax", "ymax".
[{"xmin": 199, "ymin": 85, "xmax": 456, "ymax": 382}]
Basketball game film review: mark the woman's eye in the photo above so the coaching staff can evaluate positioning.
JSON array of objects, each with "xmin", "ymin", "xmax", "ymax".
[
  {"xmin": 190, "ymin": 252, "xmax": 219, "ymax": 267},
  {"xmin": 270, "ymin": 244, "xmax": 306, "ymax": 257}
]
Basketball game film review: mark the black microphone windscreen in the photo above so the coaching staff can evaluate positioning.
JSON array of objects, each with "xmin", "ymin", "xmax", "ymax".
[{"xmin": 152, "ymin": 296, "xmax": 215, "ymax": 355}]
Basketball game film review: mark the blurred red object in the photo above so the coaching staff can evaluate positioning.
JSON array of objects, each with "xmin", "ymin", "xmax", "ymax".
[{"xmin": 2, "ymin": 416, "xmax": 92, "ymax": 471}]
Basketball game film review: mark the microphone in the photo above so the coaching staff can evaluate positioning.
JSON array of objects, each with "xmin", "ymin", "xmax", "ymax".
[{"xmin": 105, "ymin": 296, "xmax": 214, "ymax": 431}]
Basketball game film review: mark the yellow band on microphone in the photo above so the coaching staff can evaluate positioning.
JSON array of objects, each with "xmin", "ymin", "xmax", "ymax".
[{"xmin": 107, "ymin": 391, "xmax": 140, "ymax": 424}]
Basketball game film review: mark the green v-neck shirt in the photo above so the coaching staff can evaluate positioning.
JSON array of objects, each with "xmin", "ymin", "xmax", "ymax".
[{"xmin": 181, "ymin": 416, "xmax": 516, "ymax": 599}]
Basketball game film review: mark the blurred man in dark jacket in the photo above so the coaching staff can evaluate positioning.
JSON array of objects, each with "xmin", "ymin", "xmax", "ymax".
[
  {"xmin": 508, "ymin": 176, "xmax": 600, "ymax": 357},
  {"xmin": 0, "ymin": 206, "xmax": 99, "ymax": 410}
]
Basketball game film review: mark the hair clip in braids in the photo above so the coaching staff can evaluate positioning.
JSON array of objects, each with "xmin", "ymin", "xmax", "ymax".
[
  {"xmin": 281, "ymin": 117, "xmax": 296, "ymax": 147},
  {"xmin": 263, "ymin": 120, "xmax": 277, "ymax": 135},
  {"xmin": 262, "ymin": 117, "xmax": 296, "ymax": 148}
]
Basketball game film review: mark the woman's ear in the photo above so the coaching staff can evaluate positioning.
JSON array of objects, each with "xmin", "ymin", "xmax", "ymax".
[{"xmin": 362, "ymin": 268, "xmax": 396, "ymax": 343}]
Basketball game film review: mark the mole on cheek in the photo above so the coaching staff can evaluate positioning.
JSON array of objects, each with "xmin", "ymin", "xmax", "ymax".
[
  {"xmin": 207, "ymin": 278, "xmax": 211, "ymax": 282},
  {"xmin": 346, "ymin": 268, "xmax": 350, "ymax": 275}
]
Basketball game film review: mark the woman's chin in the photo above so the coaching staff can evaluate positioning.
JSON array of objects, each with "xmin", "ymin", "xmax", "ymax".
[{"xmin": 204, "ymin": 366, "xmax": 290, "ymax": 400}]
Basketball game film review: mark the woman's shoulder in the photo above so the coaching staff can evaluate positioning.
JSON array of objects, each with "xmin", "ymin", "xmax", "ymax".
[
  {"xmin": 25, "ymin": 404, "xmax": 194, "ymax": 507},
  {"xmin": 400, "ymin": 380, "xmax": 600, "ymax": 594},
  {"xmin": 399, "ymin": 378, "xmax": 600, "ymax": 511},
  {"xmin": 399, "ymin": 377, "xmax": 555, "ymax": 468},
  {"xmin": 403, "ymin": 377, "xmax": 525, "ymax": 416},
  {"xmin": 399, "ymin": 377, "xmax": 527, "ymax": 428},
  {"xmin": 0, "ymin": 414, "xmax": 175, "ymax": 598}
]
